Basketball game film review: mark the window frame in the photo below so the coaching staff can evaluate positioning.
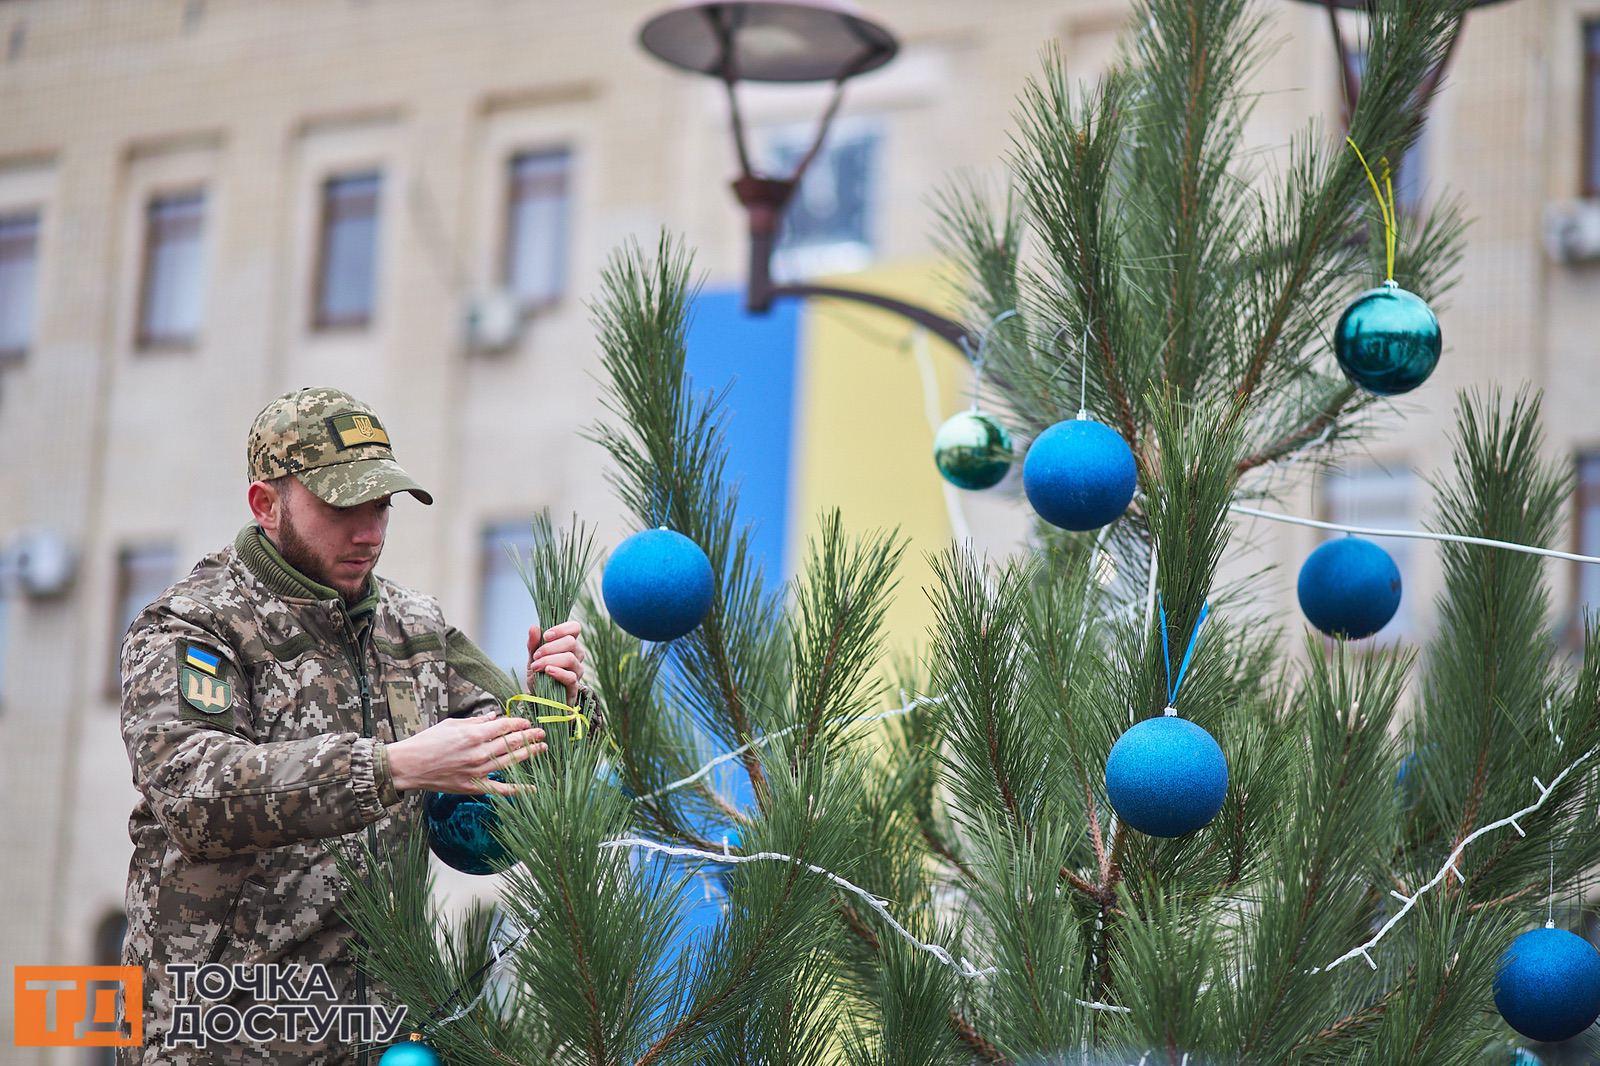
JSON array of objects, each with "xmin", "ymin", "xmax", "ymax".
[
  {"xmin": 0, "ymin": 207, "xmax": 42, "ymax": 363},
  {"xmin": 476, "ymin": 517, "xmax": 540, "ymax": 681},
  {"xmin": 1585, "ymin": 21, "xmax": 1600, "ymax": 199},
  {"xmin": 310, "ymin": 170, "xmax": 383, "ymax": 333},
  {"xmin": 106, "ymin": 542, "xmax": 178, "ymax": 701},
  {"xmin": 1571, "ymin": 450, "xmax": 1600, "ymax": 643},
  {"xmin": 500, "ymin": 146, "xmax": 573, "ymax": 316},
  {"xmin": 134, "ymin": 187, "xmax": 207, "ymax": 352}
]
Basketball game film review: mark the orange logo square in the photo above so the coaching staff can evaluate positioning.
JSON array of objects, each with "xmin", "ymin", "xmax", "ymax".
[{"xmin": 13, "ymin": 966, "xmax": 143, "ymax": 1047}]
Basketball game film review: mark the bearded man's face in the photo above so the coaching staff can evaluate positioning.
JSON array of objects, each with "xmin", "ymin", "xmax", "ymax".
[{"xmin": 271, "ymin": 478, "xmax": 390, "ymax": 602}]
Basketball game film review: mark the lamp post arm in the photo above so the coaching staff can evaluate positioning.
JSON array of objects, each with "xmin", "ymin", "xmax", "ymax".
[{"xmin": 766, "ymin": 281, "xmax": 973, "ymax": 354}]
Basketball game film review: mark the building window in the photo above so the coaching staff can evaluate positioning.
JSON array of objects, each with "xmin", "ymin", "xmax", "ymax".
[
  {"xmin": 0, "ymin": 591, "xmax": 10, "ymax": 711},
  {"xmin": 0, "ymin": 210, "xmax": 40, "ymax": 360},
  {"xmin": 762, "ymin": 117, "xmax": 881, "ymax": 278},
  {"xmin": 478, "ymin": 520, "xmax": 538, "ymax": 680},
  {"xmin": 1346, "ymin": 51, "xmax": 1427, "ymax": 212},
  {"xmin": 313, "ymin": 172, "xmax": 381, "ymax": 330},
  {"xmin": 504, "ymin": 149, "xmax": 572, "ymax": 311},
  {"xmin": 1319, "ymin": 462, "xmax": 1419, "ymax": 640},
  {"xmin": 1586, "ymin": 23, "xmax": 1600, "ymax": 198},
  {"xmin": 1575, "ymin": 453, "xmax": 1600, "ymax": 635},
  {"xmin": 136, "ymin": 191, "xmax": 206, "ymax": 349},
  {"xmin": 108, "ymin": 543, "xmax": 177, "ymax": 697}
]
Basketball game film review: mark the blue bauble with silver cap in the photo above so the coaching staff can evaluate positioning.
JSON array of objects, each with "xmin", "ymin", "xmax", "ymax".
[
  {"xmin": 1105, "ymin": 714, "xmax": 1229, "ymax": 837},
  {"xmin": 1333, "ymin": 279, "xmax": 1441, "ymax": 396},
  {"xmin": 1022, "ymin": 415, "xmax": 1137, "ymax": 531},
  {"xmin": 601, "ymin": 527, "xmax": 715, "ymax": 642},
  {"xmin": 1494, "ymin": 926, "xmax": 1600, "ymax": 1043},
  {"xmin": 1296, "ymin": 536, "xmax": 1402, "ymax": 640},
  {"xmin": 379, "ymin": 1035, "xmax": 444, "ymax": 1065}
]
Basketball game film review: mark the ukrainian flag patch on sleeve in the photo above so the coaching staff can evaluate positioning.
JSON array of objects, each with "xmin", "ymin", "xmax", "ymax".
[
  {"xmin": 178, "ymin": 641, "xmax": 234, "ymax": 714},
  {"xmin": 184, "ymin": 643, "xmax": 222, "ymax": 676}
]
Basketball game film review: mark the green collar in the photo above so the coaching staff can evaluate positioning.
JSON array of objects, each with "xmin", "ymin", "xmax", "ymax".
[{"xmin": 235, "ymin": 524, "xmax": 379, "ymax": 619}]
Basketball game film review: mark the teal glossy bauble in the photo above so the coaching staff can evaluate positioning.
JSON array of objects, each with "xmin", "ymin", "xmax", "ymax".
[
  {"xmin": 933, "ymin": 409, "xmax": 1014, "ymax": 491},
  {"xmin": 379, "ymin": 1037, "xmax": 444, "ymax": 1065},
  {"xmin": 1333, "ymin": 281, "xmax": 1441, "ymax": 396},
  {"xmin": 425, "ymin": 774, "xmax": 514, "ymax": 875}
]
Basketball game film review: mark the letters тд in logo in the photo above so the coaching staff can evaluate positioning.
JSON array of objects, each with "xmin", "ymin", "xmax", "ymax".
[{"xmin": 13, "ymin": 966, "xmax": 143, "ymax": 1047}]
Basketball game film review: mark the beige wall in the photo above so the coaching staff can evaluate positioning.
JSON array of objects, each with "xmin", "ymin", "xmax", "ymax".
[{"xmin": 0, "ymin": 0, "xmax": 1593, "ymax": 1057}]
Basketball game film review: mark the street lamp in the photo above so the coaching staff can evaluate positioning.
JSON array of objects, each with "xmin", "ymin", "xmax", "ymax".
[
  {"xmin": 1291, "ymin": 0, "xmax": 1516, "ymax": 126},
  {"xmin": 637, "ymin": 0, "xmax": 973, "ymax": 353}
]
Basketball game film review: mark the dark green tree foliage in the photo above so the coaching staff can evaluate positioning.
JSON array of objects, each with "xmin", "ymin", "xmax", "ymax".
[{"xmin": 338, "ymin": 1, "xmax": 1600, "ymax": 1061}]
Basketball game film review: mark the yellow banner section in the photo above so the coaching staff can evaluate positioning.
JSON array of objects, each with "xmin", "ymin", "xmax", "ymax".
[{"xmin": 788, "ymin": 260, "xmax": 969, "ymax": 664}]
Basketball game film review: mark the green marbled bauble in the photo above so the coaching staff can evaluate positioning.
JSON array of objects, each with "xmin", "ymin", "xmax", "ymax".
[
  {"xmin": 1333, "ymin": 281, "xmax": 1441, "ymax": 396},
  {"xmin": 933, "ymin": 409, "xmax": 1014, "ymax": 491},
  {"xmin": 425, "ymin": 774, "xmax": 514, "ymax": 875}
]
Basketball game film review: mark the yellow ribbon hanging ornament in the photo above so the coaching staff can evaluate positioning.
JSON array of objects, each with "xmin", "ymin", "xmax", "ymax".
[
  {"xmin": 506, "ymin": 692, "xmax": 590, "ymax": 740},
  {"xmin": 1330, "ymin": 138, "xmax": 1442, "ymax": 397}
]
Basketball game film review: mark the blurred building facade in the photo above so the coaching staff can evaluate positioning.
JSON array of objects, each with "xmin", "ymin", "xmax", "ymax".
[{"xmin": 0, "ymin": 0, "xmax": 1598, "ymax": 1058}]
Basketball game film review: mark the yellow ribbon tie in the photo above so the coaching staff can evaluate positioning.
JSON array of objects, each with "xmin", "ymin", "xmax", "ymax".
[
  {"xmin": 1346, "ymin": 136, "xmax": 1398, "ymax": 283},
  {"xmin": 506, "ymin": 693, "xmax": 589, "ymax": 740}
]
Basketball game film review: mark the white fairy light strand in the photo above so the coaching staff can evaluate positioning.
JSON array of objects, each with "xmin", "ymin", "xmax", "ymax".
[
  {"xmin": 598, "ymin": 836, "xmax": 1132, "ymax": 1015},
  {"xmin": 1312, "ymin": 745, "xmax": 1598, "ymax": 974},
  {"xmin": 1229, "ymin": 504, "xmax": 1600, "ymax": 567},
  {"xmin": 632, "ymin": 696, "xmax": 943, "ymax": 806}
]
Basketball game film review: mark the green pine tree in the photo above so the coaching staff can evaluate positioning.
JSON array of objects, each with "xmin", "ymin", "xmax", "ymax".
[{"xmin": 338, "ymin": 1, "xmax": 1600, "ymax": 1061}]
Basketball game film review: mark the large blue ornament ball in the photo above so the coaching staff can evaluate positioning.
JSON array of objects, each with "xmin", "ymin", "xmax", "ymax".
[
  {"xmin": 933, "ymin": 409, "xmax": 1014, "ymax": 491},
  {"xmin": 378, "ymin": 1038, "xmax": 444, "ymax": 1066},
  {"xmin": 1104, "ymin": 716, "xmax": 1229, "ymax": 838},
  {"xmin": 425, "ymin": 775, "xmax": 513, "ymax": 875},
  {"xmin": 1022, "ymin": 418, "xmax": 1137, "ymax": 531},
  {"xmin": 1296, "ymin": 536, "xmax": 1402, "ymax": 640},
  {"xmin": 1333, "ymin": 281, "xmax": 1441, "ymax": 396},
  {"xmin": 601, "ymin": 528, "xmax": 715, "ymax": 642},
  {"xmin": 1494, "ymin": 927, "xmax": 1600, "ymax": 1043}
]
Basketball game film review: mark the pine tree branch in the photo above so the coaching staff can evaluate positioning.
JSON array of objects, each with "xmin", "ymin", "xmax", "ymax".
[
  {"xmin": 947, "ymin": 1009, "xmax": 1010, "ymax": 1065},
  {"xmin": 1233, "ymin": 386, "xmax": 1353, "ymax": 474},
  {"xmin": 703, "ymin": 613, "xmax": 771, "ymax": 810},
  {"xmin": 634, "ymin": 856, "xmax": 807, "ymax": 1066}
]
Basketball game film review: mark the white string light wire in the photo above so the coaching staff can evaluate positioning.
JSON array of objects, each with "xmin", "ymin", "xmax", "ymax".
[
  {"xmin": 632, "ymin": 696, "xmax": 943, "ymax": 806},
  {"xmin": 1312, "ymin": 746, "xmax": 1598, "ymax": 974},
  {"xmin": 597, "ymin": 835, "xmax": 1132, "ymax": 1014},
  {"xmin": 1229, "ymin": 504, "xmax": 1600, "ymax": 567}
]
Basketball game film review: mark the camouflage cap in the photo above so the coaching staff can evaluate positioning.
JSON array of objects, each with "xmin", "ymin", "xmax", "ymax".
[{"xmin": 247, "ymin": 387, "xmax": 433, "ymax": 507}]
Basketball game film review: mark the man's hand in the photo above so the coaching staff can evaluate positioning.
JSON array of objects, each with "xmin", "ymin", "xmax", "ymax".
[
  {"xmin": 527, "ymin": 620, "xmax": 586, "ymax": 702},
  {"xmin": 387, "ymin": 715, "xmax": 547, "ymax": 796}
]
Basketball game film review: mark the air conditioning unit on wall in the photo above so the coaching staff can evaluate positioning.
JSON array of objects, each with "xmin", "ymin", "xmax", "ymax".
[
  {"xmin": 1543, "ymin": 200, "xmax": 1600, "ymax": 264},
  {"xmin": 1, "ymin": 528, "xmax": 77, "ymax": 599},
  {"xmin": 465, "ymin": 289, "xmax": 524, "ymax": 354}
]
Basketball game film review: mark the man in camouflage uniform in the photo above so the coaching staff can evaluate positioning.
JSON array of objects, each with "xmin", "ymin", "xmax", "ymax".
[{"xmin": 118, "ymin": 387, "xmax": 587, "ymax": 1063}]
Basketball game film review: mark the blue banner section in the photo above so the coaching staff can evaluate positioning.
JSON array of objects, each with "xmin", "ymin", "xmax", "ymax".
[
  {"xmin": 681, "ymin": 288, "xmax": 801, "ymax": 585},
  {"xmin": 654, "ymin": 288, "xmax": 801, "ymax": 974}
]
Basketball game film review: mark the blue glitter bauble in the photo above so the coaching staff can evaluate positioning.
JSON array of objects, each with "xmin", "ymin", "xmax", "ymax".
[
  {"xmin": 1022, "ymin": 418, "xmax": 1137, "ymax": 531},
  {"xmin": 601, "ymin": 528, "xmax": 715, "ymax": 642},
  {"xmin": 1104, "ymin": 716, "xmax": 1229, "ymax": 838},
  {"xmin": 933, "ymin": 409, "xmax": 1014, "ymax": 491},
  {"xmin": 378, "ymin": 1038, "xmax": 444, "ymax": 1066},
  {"xmin": 1494, "ymin": 927, "xmax": 1600, "ymax": 1043},
  {"xmin": 425, "ymin": 775, "xmax": 513, "ymax": 875},
  {"xmin": 1510, "ymin": 1049, "xmax": 1544, "ymax": 1066},
  {"xmin": 1333, "ymin": 281, "xmax": 1441, "ymax": 396},
  {"xmin": 1296, "ymin": 537, "xmax": 1402, "ymax": 640}
]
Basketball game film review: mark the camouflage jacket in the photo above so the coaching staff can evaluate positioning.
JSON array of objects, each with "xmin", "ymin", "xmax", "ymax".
[{"xmin": 118, "ymin": 524, "xmax": 519, "ymax": 1064}]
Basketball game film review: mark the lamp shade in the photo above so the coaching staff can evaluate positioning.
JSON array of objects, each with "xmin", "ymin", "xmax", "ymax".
[
  {"xmin": 1284, "ymin": 0, "xmax": 1510, "ymax": 9},
  {"xmin": 639, "ymin": 0, "xmax": 897, "ymax": 84}
]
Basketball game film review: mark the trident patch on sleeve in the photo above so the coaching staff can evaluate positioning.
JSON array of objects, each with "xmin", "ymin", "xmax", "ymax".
[{"xmin": 179, "ymin": 641, "xmax": 235, "ymax": 714}]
